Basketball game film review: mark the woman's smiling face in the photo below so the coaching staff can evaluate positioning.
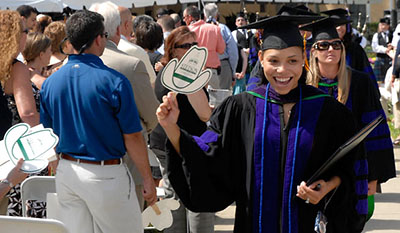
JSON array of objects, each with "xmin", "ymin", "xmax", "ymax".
[{"xmin": 258, "ymin": 46, "xmax": 304, "ymax": 95}]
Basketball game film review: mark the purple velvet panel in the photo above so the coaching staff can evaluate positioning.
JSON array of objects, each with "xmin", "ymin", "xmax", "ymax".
[
  {"xmin": 356, "ymin": 198, "xmax": 368, "ymax": 215},
  {"xmin": 281, "ymin": 97, "xmax": 323, "ymax": 233},
  {"xmin": 192, "ymin": 130, "xmax": 219, "ymax": 152},
  {"xmin": 253, "ymin": 96, "xmax": 324, "ymax": 233},
  {"xmin": 354, "ymin": 159, "xmax": 368, "ymax": 176},
  {"xmin": 355, "ymin": 180, "xmax": 368, "ymax": 196},
  {"xmin": 253, "ymin": 98, "xmax": 281, "ymax": 233}
]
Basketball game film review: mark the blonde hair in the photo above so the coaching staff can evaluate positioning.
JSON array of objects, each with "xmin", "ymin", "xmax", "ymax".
[
  {"xmin": 307, "ymin": 42, "xmax": 351, "ymax": 104},
  {"xmin": 44, "ymin": 21, "xmax": 66, "ymax": 54},
  {"xmin": 22, "ymin": 32, "xmax": 51, "ymax": 63},
  {"xmin": 0, "ymin": 10, "xmax": 22, "ymax": 83}
]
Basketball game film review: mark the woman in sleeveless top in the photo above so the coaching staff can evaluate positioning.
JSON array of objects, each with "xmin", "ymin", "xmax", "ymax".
[{"xmin": 0, "ymin": 10, "xmax": 45, "ymax": 218}]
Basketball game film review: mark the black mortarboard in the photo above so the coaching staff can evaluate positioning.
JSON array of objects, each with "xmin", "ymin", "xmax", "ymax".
[
  {"xmin": 299, "ymin": 17, "xmax": 352, "ymax": 42},
  {"xmin": 277, "ymin": 5, "xmax": 319, "ymax": 16},
  {"xmin": 239, "ymin": 15, "xmax": 319, "ymax": 50},
  {"xmin": 294, "ymin": 4, "xmax": 313, "ymax": 12},
  {"xmin": 320, "ymin": 8, "xmax": 352, "ymax": 21},
  {"xmin": 380, "ymin": 17, "xmax": 390, "ymax": 25}
]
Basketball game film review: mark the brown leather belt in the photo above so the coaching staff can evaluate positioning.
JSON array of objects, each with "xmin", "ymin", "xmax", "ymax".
[{"xmin": 59, "ymin": 153, "xmax": 121, "ymax": 165}]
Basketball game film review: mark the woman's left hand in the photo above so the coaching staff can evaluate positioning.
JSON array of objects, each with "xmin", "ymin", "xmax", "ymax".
[
  {"xmin": 155, "ymin": 62, "xmax": 164, "ymax": 72},
  {"xmin": 296, "ymin": 177, "xmax": 340, "ymax": 205}
]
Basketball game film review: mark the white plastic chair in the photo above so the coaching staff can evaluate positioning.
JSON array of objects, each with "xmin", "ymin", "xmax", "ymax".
[
  {"xmin": 0, "ymin": 215, "xmax": 68, "ymax": 233},
  {"xmin": 20, "ymin": 176, "xmax": 56, "ymax": 217}
]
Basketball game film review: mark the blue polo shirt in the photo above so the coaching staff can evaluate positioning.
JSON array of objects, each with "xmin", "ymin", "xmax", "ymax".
[{"xmin": 40, "ymin": 54, "xmax": 142, "ymax": 161}]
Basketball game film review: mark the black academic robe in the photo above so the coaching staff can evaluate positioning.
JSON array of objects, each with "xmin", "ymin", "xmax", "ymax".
[
  {"xmin": 318, "ymin": 69, "xmax": 396, "ymax": 232},
  {"xmin": 318, "ymin": 69, "xmax": 395, "ymax": 183},
  {"xmin": 345, "ymin": 41, "xmax": 378, "ymax": 90},
  {"xmin": 166, "ymin": 84, "xmax": 361, "ymax": 233}
]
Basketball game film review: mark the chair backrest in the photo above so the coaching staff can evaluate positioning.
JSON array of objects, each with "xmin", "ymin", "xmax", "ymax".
[
  {"xmin": 20, "ymin": 176, "xmax": 56, "ymax": 217},
  {"xmin": 0, "ymin": 215, "xmax": 68, "ymax": 233}
]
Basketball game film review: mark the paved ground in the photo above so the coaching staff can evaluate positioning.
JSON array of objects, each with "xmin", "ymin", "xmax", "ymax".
[
  {"xmin": 362, "ymin": 147, "xmax": 400, "ymax": 233},
  {"xmin": 214, "ymin": 148, "xmax": 400, "ymax": 233}
]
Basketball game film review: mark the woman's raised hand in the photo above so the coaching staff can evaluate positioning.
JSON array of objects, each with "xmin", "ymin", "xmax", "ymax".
[{"xmin": 157, "ymin": 92, "xmax": 180, "ymax": 128}]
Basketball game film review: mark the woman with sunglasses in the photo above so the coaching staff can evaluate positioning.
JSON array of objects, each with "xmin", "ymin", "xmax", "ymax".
[
  {"xmin": 303, "ymin": 17, "xmax": 396, "ymax": 231},
  {"xmin": 320, "ymin": 9, "xmax": 378, "ymax": 89},
  {"xmin": 149, "ymin": 26, "xmax": 213, "ymax": 233},
  {"xmin": 157, "ymin": 15, "xmax": 361, "ymax": 233}
]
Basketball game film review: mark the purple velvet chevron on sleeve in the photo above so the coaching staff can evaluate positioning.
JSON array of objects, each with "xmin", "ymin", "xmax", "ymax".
[{"xmin": 192, "ymin": 130, "xmax": 219, "ymax": 152}]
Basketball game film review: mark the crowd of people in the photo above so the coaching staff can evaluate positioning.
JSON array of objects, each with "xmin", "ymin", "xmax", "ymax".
[{"xmin": 0, "ymin": 2, "xmax": 397, "ymax": 233}]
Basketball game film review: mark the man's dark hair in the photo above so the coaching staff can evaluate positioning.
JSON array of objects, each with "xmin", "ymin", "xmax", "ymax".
[
  {"xmin": 156, "ymin": 8, "xmax": 169, "ymax": 18},
  {"xmin": 185, "ymin": 6, "xmax": 200, "ymax": 21},
  {"xmin": 16, "ymin": 5, "xmax": 39, "ymax": 18},
  {"xmin": 135, "ymin": 20, "xmax": 163, "ymax": 51},
  {"xmin": 157, "ymin": 15, "xmax": 175, "ymax": 32},
  {"xmin": 66, "ymin": 10, "xmax": 104, "ymax": 53},
  {"xmin": 133, "ymin": 15, "xmax": 154, "ymax": 34}
]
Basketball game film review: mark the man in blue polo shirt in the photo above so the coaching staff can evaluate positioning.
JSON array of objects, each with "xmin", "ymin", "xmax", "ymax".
[{"xmin": 40, "ymin": 10, "xmax": 156, "ymax": 233}]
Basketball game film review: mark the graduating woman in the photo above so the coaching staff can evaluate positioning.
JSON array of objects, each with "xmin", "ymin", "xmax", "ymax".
[
  {"xmin": 302, "ymin": 17, "xmax": 396, "ymax": 230},
  {"xmin": 320, "ymin": 9, "xmax": 378, "ymax": 89},
  {"xmin": 157, "ymin": 15, "xmax": 361, "ymax": 233}
]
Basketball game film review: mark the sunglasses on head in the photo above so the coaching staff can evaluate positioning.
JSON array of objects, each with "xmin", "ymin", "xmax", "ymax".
[
  {"xmin": 174, "ymin": 42, "xmax": 198, "ymax": 49},
  {"xmin": 314, "ymin": 40, "xmax": 342, "ymax": 51}
]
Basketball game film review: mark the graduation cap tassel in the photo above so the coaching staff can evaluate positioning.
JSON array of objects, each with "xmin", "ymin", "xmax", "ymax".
[{"xmin": 303, "ymin": 33, "xmax": 310, "ymax": 71}]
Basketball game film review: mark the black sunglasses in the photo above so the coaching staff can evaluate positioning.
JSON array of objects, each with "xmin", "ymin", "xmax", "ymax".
[
  {"xmin": 314, "ymin": 40, "xmax": 342, "ymax": 51},
  {"xmin": 175, "ymin": 42, "xmax": 198, "ymax": 49}
]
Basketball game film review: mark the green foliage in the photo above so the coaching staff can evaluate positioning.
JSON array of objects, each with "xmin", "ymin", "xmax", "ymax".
[
  {"xmin": 364, "ymin": 45, "xmax": 375, "ymax": 59},
  {"xmin": 388, "ymin": 111, "xmax": 400, "ymax": 140}
]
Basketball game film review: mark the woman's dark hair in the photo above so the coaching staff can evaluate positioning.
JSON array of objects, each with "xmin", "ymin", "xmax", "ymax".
[
  {"xmin": 133, "ymin": 15, "xmax": 154, "ymax": 34},
  {"xmin": 134, "ymin": 20, "xmax": 163, "ymax": 51},
  {"xmin": 341, "ymin": 24, "xmax": 353, "ymax": 51},
  {"xmin": 65, "ymin": 10, "xmax": 104, "ymax": 53},
  {"xmin": 161, "ymin": 26, "xmax": 196, "ymax": 65},
  {"xmin": 16, "ymin": 5, "xmax": 38, "ymax": 18}
]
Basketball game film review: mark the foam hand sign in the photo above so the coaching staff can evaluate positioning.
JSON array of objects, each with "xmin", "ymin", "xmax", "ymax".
[
  {"xmin": 161, "ymin": 45, "xmax": 212, "ymax": 94},
  {"xmin": 0, "ymin": 123, "xmax": 58, "ymax": 175},
  {"xmin": 142, "ymin": 198, "xmax": 180, "ymax": 230}
]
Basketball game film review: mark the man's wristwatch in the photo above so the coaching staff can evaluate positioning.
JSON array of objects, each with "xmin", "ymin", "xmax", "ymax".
[{"xmin": 0, "ymin": 179, "xmax": 13, "ymax": 188}]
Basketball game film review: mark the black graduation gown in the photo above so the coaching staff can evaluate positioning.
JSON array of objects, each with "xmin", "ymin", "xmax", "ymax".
[
  {"xmin": 166, "ymin": 84, "xmax": 360, "ymax": 233},
  {"xmin": 318, "ymin": 69, "xmax": 396, "ymax": 184},
  {"xmin": 345, "ymin": 41, "xmax": 378, "ymax": 90},
  {"xmin": 318, "ymin": 69, "xmax": 396, "ymax": 232}
]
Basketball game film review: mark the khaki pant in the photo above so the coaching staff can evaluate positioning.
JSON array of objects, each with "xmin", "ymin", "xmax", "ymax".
[{"xmin": 56, "ymin": 159, "xmax": 142, "ymax": 233}]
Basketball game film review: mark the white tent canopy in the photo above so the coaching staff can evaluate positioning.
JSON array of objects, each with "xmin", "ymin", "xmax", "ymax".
[
  {"xmin": 0, "ymin": 0, "xmax": 380, "ymax": 12},
  {"xmin": 0, "ymin": 0, "xmax": 65, "ymax": 12}
]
